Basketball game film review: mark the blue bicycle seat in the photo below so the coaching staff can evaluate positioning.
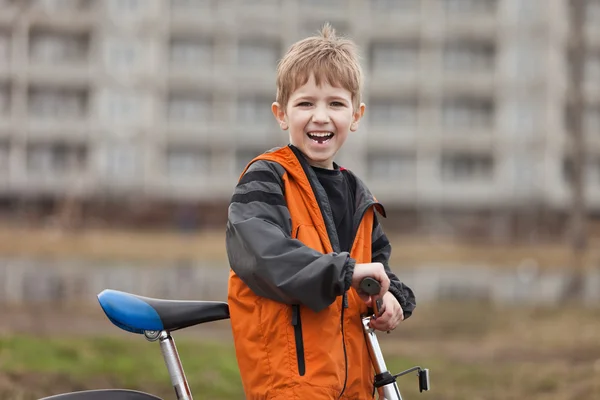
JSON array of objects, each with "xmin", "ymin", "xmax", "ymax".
[{"xmin": 97, "ymin": 289, "xmax": 230, "ymax": 335}]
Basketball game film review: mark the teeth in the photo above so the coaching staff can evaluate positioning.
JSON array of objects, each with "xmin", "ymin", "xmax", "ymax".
[{"xmin": 308, "ymin": 132, "xmax": 333, "ymax": 137}]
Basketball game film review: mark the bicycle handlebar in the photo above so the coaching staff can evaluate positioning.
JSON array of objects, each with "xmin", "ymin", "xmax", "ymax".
[
  {"xmin": 359, "ymin": 277, "xmax": 382, "ymax": 296},
  {"xmin": 358, "ymin": 277, "xmax": 384, "ymax": 317}
]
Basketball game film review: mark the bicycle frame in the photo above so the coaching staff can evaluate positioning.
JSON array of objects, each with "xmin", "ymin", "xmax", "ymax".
[
  {"xmin": 142, "ymin": 320, "xmax": 427, "ymax": 400},
  {"xmin": 142, "ymin": 315, "xmax": 428, "ymax": 400},
  {"xmin": 144, "ymin": 330, "xmax": 193, "ymax": 400},
  {"xmin": 43, "ymin": 279, "xmax": 428, "ymax": 400},
  {"xmin": 359, "ymin": 277, "xmax": 430, "ymax": 399},
  {"xmin": 362, "ymin": 315, "xmax": 404, "ymax": 399}
]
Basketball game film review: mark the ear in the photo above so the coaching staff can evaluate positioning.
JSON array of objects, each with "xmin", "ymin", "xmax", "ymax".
[
  {"xmin": 350, "ymin": 103, "xmax": 366, "ymax": 132},
  {"xmin": 272, "ymin": 102, "xmax": 288, "ymax": 130}
]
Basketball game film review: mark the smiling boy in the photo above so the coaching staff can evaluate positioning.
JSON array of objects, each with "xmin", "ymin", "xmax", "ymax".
[{"xmin": 226, "ymin": 24, "xmax": 416, "ymax": 399}]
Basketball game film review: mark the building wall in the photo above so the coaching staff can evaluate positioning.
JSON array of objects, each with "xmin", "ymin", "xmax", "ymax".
[{"xmin": 0, "ymin": 0, "xmax": 598, "ymax": 215}]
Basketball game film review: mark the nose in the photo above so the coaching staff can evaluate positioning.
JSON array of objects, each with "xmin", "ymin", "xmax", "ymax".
[{"xmin": 311, "ymin": 105, "xmax": 330, "ymax": 124}]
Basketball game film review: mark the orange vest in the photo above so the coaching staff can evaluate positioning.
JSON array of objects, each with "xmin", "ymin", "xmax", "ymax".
[{"xmin": 228, "ymin": 146, "xmax": 378, "ymax": 399}]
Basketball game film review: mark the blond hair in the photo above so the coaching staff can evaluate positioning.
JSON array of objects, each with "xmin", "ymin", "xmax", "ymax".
[{"xmin": 275, "ymin": 23, "xmax": 363, "ymax": 110}]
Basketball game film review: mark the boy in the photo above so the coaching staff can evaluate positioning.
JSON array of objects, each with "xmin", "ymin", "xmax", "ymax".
[{"xmin": 226, "ymin": 24, "xmax": 416, "ymax": 399}]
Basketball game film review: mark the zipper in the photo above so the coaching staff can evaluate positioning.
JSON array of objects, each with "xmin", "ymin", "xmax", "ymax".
[
  {"xmin": 291, "ymin": 304, "xmax": 306, "ymax": 376},
  {"xmin": 338, "ymin": 293, "xmax": 349, "ymax": 399},
  {"xmin": 338, "ymin": 200, "xmax": 382, "ymax": 399}
]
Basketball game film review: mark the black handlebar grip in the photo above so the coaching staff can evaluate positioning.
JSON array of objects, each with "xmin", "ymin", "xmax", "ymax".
[{"xmin": 359, "ymin": 277, "xmax": 381, "ymax": 296}]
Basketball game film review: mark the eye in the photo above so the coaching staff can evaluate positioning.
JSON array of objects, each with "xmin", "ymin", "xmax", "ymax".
[
  {"xmin": 331, "ymin": 101, "xmax": 346, "ymax": 107},
  {"xmin": 296, "ymin": 101, "xmax": 312, "ymax": 107}
]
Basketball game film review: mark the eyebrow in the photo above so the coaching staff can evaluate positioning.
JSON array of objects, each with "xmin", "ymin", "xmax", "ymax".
[{"xmin": 293, "ymin": 95, "xmax": 350, "ymax": 103}]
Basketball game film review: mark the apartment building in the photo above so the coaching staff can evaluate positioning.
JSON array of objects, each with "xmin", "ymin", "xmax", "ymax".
[{"xmin": 0, "ymin": 0, "xmax": 598, "ymax": 231}]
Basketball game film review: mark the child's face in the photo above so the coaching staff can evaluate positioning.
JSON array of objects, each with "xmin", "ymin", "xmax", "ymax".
[{"xmin": 272, "ymin": 74, "xmax": 365, "ymax": 169}]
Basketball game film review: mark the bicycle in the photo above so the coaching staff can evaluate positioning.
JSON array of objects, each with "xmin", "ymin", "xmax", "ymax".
[{"xmin": 41, "ymin": 278, "xmax": 429, "ymax": 400}]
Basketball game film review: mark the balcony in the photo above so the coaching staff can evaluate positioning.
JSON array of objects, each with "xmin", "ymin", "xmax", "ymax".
[
  {"xmin": 0, "ymin": 1, "xmax": 21, "ymax": 28},
  {"xmin": 235, "ymin": 39, "xmax": 280, "ymax": 92},
  {"xmin": 21, "ymin": 141, "xmax": 90, "ymax": 195},
  {"xmin": 28, "ymin": 0, "xmax": 96, "ymax": 30},
  {"xmin": 168, "ymin": 0, "xmax": 220, "ymax": 33},
  {"xmin": 439, "ymin": 0, "xmax": 498, "ymax": 40},
  {"xmin": 167, "ymin": 37, "xmax": 215, "ymax": 89},
  {"xmin": 27, "ymin": 29, "xmax": 92, "ymax": 85},
  {"xmin": 26, "ymin": 86, "xmax": 90, "ymax": 138},
  {"xmin": 440, "ymin": 40, "xmax": 497, "ymax": 94},
  {"xmin": 164, "ymin": 92, "xmax": 218, "ymax": 140},
  {"xmin": 0, "ymin": 84, "xmax": 11, "ymax": 133}
]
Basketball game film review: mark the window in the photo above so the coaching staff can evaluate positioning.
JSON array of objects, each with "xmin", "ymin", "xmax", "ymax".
[
  {"xmin": 109, "ymin": 0, "xmax": 140, "ymax": 12},
  {"xmin": 440, "ymin": 153, "xmax": 494, "ymax": 182},
  {"xmin": 565, "ymin": 106, "xmax": 600, "ymax": 135},
  {"xmin": 370, "ymin": 41, "xmax": 418, "ymax": 73},
  {"xmin": 0, "ymin": 31, "xmax": 10, "ymax": 65},
  {"xmin": 28, "ymin": 88, "xmax": 87, "ymax": 119},
  {"xmin": 0, "ymin": 142, "xmax": 9, "ymax": 172},
  {"xmin": 370, "ymin": 0, "xmax": 418, "ymax": 12},
  {"xmin": 585, "ymin": 53, "xmax": 600, "ymax": 84},
  {"xmin": 368, "ymin": 98, "xmax": 417, "ymax": 127},
  {"xmin": 587, "ymin": 0, "xmax": 600, "ymax": 25},
  {"xmin": 509, "ymin": 99, "xmax": 538, "ymax": 134},
  {"xmin": 29, "ymin": 31, "xmax": 89, "ymax": 63},
  {"xmin": 34, "ymin": 0, "xmax": 92, "ymax": 11},
  {"xmin": 303, "ymin": 0, "xmax": 346, "ymax": 7},
  {"xmin": 585, "ymin": 107, "xmax": 600, "ymax": 134},
  {"xmin": 443, "ymin": 41, "xmax": 495, "ymax": 72},
  {"xmin": 237, "ymin": 40, "xmax": 280, "ymax": 68},
  {"xmin": 242, "ymin": 0, "xmax": 280, "ymax": 5},
  {"xmin": 509, "ymin": 39, "xmax": 541, "ymax": 82},
  {"xmin": 169, "ymin": 38, "xmax": 212, "ymax": 67},
  {"xmin": 0, "ymin": 86, "xmax": 9, "ymax": 115},
  {"xmin": 300, "ymin": 22, "xmax": 349, "ymax": 40},
  {"xmin": 442, "ymin": 98, "xmax": 494, "ymax": 129},
  {"xmin": 237, "ymin": 97, "xmax": 274, "ymax": 126},
  {"xmin": 101, "ymin": 144, "xmax": 140, "ymax": 179},
  {"xmin": 167, "ymin": 94, "xmax": 211, "ymax": 123},
  {"xmin": 563, "ymin": 157, "xmax": 600, "ymax": 185},
  {"xmin": 98, "ymin": 89, "xmax": 148, "ymax": 124},
  {"xmin": 442, "ymin": 0, "xmax": 497, "ymax": 14},
  {"xmin": 105, "ymin": 39, "xmax": 139, "ymax": 71},
  {"xmin": 170, "ymin": 0, "xmax": 214, "ymax": 11},
  {"xmin": 166, "ymin": 147, "xmax": 210, "ymax": 177},
  {"xmin": 367, "ymin": 153, "xmax": 415, "ymax": 180},
  {"xmin": 26, "ymin": 143, "xmax": 87, "ymax": 174},
  {"xmin": 517, "ymin": 0, "xmax": 543, "ymax": 22}
]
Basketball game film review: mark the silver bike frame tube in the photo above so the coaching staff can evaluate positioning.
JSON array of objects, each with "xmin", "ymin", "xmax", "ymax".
[
  {"xmin": 362, "ymin": 317, "xmax": 403, "ymax": 400},
  {"xmin": 158, "ymin": 330, "xmax": 193, "ymax": 400}
]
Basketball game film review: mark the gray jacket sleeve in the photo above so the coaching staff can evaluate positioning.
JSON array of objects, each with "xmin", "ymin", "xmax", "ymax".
[
  {"xmin": 372, "ymin": 215, "xmax": 416, "ymax": 319},
  {"xmin": 226, "ymin": 160, "xmax": 355, "ymax": 313}
]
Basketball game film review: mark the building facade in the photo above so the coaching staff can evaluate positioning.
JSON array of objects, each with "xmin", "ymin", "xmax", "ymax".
[{"xmin": 0, "ymin": 0, "xmax": 599, "ymax": 231}]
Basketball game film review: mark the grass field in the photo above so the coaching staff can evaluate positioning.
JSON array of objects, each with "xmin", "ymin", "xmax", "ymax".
[
  {"xmin": 0, "ymin": 225, "xmax": 597, "ymax": 269},
  {"xmin": 1, "ymin": 302, "xmax": 599, "ymax": 400}
]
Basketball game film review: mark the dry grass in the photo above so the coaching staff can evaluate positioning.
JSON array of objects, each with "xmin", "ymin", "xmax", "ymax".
[
  {"xmin": 379, "ymin": 302, "xmax": 600, "ymax": 399},
  {"xmin": 0, "ymin": 225, "xmax": 598, "ymax": 269},
  {"xmin": 1, "ymin": 302, "xmax": 599, "ymax": 399}
]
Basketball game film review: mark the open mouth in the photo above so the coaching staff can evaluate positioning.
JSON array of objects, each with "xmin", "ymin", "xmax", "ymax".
[{"xmin": 307, "ymin": 132, "xmax": 334, "ymax": 144}]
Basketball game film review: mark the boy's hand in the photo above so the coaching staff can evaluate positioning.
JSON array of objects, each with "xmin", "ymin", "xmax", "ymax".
[
  {"xmin": 369, "ymin": 292, "xmax": 404, "ymax": 332},
  {"xmin": 351, "ymin": 262, "xmax": 390, "ymax": 301}
]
